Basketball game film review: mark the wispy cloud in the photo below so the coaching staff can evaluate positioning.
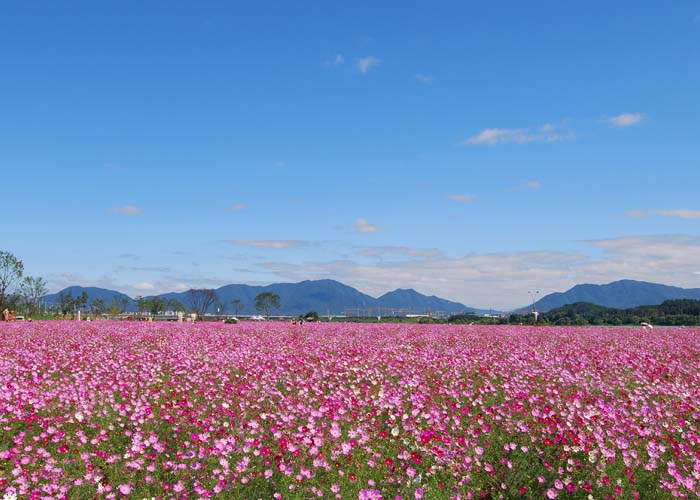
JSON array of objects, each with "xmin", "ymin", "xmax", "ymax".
[
  {"xmin": 356, "ymin": 56, "xmax": 381, "ymax": 74},
  {"xmin": 109, "ymin": 205, "xmax": 143, "ymax": 215},
  {"xmin": 464, "ymin": 123, "xmax": 568, "ymax": 145},
  {"xmin": 355, "ymin": 218, "xmax": 383, "ymax": 233},
  {"xmin": 626, "ymin": 209, "xmax": 700, "ymax": 220},
  {"xmin": 228, "ymin": 203, "xmax": 246, "ymax": 211},
  {"xmin": 119, "ymin": 253, "xmax": 140, "ymax": 260},
  {"xmin": 448, "ymin": 194, "xmax": 475, "ymax": 202},
  {"xmin": 608, "ymin": 112, "xmax": 646, "ymax": 128},
  {"xmin": 356, "ymin": 246, "xmax": 445, "ymax": 260},
  {"xmin": 255, "ymin": 234, "xmax": 700, "ymax": 310},
  {"xmin": 324, "ymin": 54, "xmax": 345, "ymax": 67},
  {"xmin": 47, "ymin": 273, "xmax": 121, "ymax": 295},
  {"xmin": 130, "ymin": 266, "xmax": 171, "ymax": 273},
  {"xmin": 526, "ymin": 180, "xmax": 541, "ymax": 189},
  {"xmin": 415, "ymin": 74, "xmax": 435, "ymax": 84},
  {"xmin": 228, "ymin": 240, "xmax": 309, "ymax": 249},
  {"xmin": 133, "ymin": 282, "xmax": 155, "ymax": 291}
]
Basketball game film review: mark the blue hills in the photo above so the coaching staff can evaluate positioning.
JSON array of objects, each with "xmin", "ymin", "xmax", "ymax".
[
  {"xmin": 44, "ymin": 279, "xmax": 700, "ymax": 316},
  {"xmin": 43, "ymin": 279, "xmax": 483, "ymax": 316},
  {"xmin": 526, "ymin": 279, "xmax": 700, "ymax": 313}
]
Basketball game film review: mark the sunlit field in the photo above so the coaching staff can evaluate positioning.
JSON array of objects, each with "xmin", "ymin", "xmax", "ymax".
[{"xmin": 1, "ymin": 322, "xmax": 699, "ymax": 499}]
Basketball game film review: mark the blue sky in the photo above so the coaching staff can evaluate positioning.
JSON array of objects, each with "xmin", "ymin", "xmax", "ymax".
[{"xmin": 2, "ymin": 1, "xmax": 699, "ymax": 309}]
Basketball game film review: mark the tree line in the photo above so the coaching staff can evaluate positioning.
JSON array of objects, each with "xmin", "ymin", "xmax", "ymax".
[
  {"xmin": 449, "ymin": 299, "xmax": 700, "ymax": 326},
  {"xmin": 53, "ymin": 288, "xmax": 283, "ymax": 320},
  {"xmin": 1, "ymin": 250, "xmax": 286, "ymax": 321}
]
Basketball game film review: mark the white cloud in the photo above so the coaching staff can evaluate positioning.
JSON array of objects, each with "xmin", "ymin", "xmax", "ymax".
[
  {"xmin": 356, "ymin": 56, "xmax": 381, "ymax": 74},
  {"xmin": 229, "ymin": 203, "xmax": 246, "ymax": 211},
  {"xmin": 48, "ymin": 234, "xmax": 700, "ymax": 310},
  {"xmin": 526, "ymin": 180, "xmax": 541, "ymax": 189},
  {"xmin": 464, "ymin": 124, "xmax": 567, "ymax": 145},
  {"xmin": 355, "ymin": 218, "xmax": 383, "ymax": 233},
  {"xmin": 228, "ymin": 240, "xmax": 308, "ymax": 249},
  {"xmin": 356, "ymin": 246, "xmax": 445, "ymax": 260},
  {"xmin": 109, "ymin": 205, "xmax": 143, "ymax": 215},
  {"xmin": 608, "ymin": 112, "xmax": 646, "ymax": 128},
  {"xmin": 47, "ymin": 273, "xmax": 120, "ymax": 294},
  {"xmin": 448, "ymin": 194, "xmax": 475, "ymax": 202},
  {"xmin": 254, "ymin": 234, "xmax": 700, "ymax": 310},
  {"xmin": 466, "ymin": 128, "xmax": 519, "ymax": 145},
  {"xmin": 415, "ymin": 74, "xmax": 435, "ymax": 84},
  {"xmin": 626, "ymin": 209, "xmax": 700, "ymax": 220},
  {"xmin": 133, "ymin": 282, "xmax": 155, "ymax": 291},
  {"xmin": 324, "ymin": 54, "xmax": 345, "ymax": 67}
]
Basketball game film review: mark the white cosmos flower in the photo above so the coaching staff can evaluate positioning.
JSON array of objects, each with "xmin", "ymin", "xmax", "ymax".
[{"xmin": 3, "ymin": 487, "xmax": 18, "ymax": 500}]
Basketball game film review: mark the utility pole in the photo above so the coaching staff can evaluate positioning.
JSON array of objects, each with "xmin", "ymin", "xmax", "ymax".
[{"xmin": 528, "ymin": 290, "xmax": 540, "ymax": 323}]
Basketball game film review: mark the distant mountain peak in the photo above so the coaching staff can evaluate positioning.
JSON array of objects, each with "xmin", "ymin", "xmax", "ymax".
[{"xmin": 525, "ymin": 279, "xmax": 700, "ymax": 312}]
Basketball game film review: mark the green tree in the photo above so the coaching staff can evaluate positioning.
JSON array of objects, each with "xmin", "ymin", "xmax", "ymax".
[
  {"xmin": 255, "ymin": 292, "xmax": 280, "ymax": 319},
  {"xmin": 304, "ymin": 311, "xmax": 319, "ymax": 321},
  {"xmin": 168, "ymin": 298, "xmax": 186, "ymax": 312},
  {"xmin": 58, "ymin": 292, "xmax": 74, "ymax": 319},
  {"xmin": 107, "ymin": 295, "xmax": 128, "ymax": 316},
  {"xmin": 136, "ymin": 296, "xmax": 148, "ymax": 315},
  {"xmin": 0, "ymin": 250, "xmax": 24, "ymax": 313},
  {"xmin": 149, "ymin": 297, "xmax": 166, "ymax": 315},
  {"xmin": 75, "ymin": 291, "xmax": 89, "ymax": 315},
  {"xmin": 90, "ymin": 298, "xmax": 105, "ymax": 318},
  {"xmin": 19, "ymin": 276, "xmax": 48, "ymax": 318}
]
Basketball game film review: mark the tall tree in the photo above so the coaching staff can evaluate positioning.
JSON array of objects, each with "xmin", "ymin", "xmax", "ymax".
[
  {"xmin": 215, "ymin": 302, "xmax": 226, "ymax": 317},
  {"xmin": 149, "ymin": 297, "xmax": 166, "ymax": 315},
  {"xmin": 74, "ymin": 291, "xmax": 89, "ymax": 314},
  {"xmin": 168, "ymin": 298, "xmax": 186, "ymax": 312},
  {"xmin": 188, "ymin": 289, "xmax": 218, "ymax": 320},
  {"xmin": 90, "ymin": 298, "xmax": 105, "ymax": 318},
  {"xmin": 58, "ymin": 292, "xmax": 74, "ymax": 319},
  {"xmin": 136, "ymin": 296, "xmax": 148, "ymax": 314},
  {"xmin": 0, "ymin": 250, "xmax": 24, "ymax": 312},
  {"xmin": 107, "ymin": 295, "xmax": 127, "ymax": 316},
  {"xmin": 255, "ymin": 292, "xmax": 280, "ymax": 319},
  {"xmin": 231, "ymin": 298, "xmax": 243, "ymax": 316},
  {"xmin": 19, "ymin": 276, "xmax": 48, "ymax": 318}
]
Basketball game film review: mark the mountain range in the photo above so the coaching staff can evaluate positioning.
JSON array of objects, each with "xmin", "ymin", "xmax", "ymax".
[
  {"xmin": 42, "ymin": 279, "xmax": 484, "ymax": 316},
  {"xmin": 527, "ymin": 280, "xmax": 700, "ymax": 313},
  {"xmin": 43, "ymin": 279, "xmax": 700, "ymax": 316}
]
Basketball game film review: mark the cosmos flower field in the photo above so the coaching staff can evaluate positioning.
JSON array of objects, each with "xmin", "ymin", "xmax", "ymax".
[{"xmin": 1, "ymin": 322, "xmax": 699, "ymax": 499}]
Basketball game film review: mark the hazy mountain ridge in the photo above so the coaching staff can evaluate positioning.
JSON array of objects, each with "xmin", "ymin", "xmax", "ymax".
[
  {"xmin": 43, "ymin": 279, "xmax": 480, "ymax": 316},
  {"xmin": 526, "ymin": 280, "xmax": 700, "ymax": 313}
]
